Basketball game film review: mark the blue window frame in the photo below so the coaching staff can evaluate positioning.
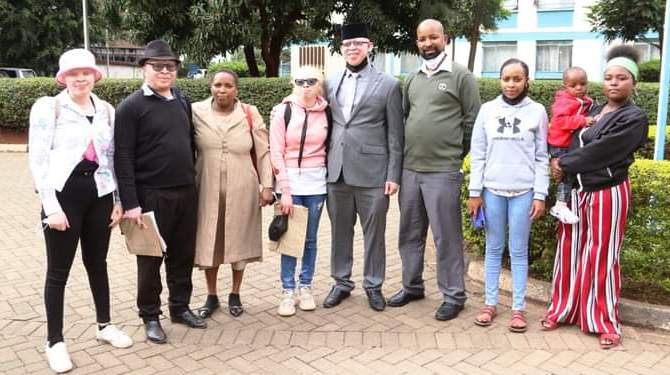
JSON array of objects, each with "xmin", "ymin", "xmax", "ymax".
[
  {"xmin": 535, "ymin": 40, "xmax": 572, "ymax": 79},
  {"xmin": 482, "ymin": 41, "xmax": 517, "ymax": 78}
]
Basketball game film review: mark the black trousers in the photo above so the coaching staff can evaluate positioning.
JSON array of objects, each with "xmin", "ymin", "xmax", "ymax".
[
  {"xmin": 43, "ymin": 160, "xmax": 113, "ymax": 344},
  {"xmin": 136, "ymin": 185, "xmax": 197, "ymax": 321}
]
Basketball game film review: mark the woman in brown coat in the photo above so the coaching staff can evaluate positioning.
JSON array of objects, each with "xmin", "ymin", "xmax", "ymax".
[{"xmin": 192, "ymin": 68, "xmax": 274, "ymax": 317}]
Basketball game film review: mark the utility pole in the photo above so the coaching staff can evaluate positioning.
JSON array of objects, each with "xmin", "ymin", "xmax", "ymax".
[
  {"xmin": 654, "ymin": 0, "xmax": 670, "ymax": 160},
  {"xmin": 82, "ymin": 0, "xmax": 89, "ymax": 50}
]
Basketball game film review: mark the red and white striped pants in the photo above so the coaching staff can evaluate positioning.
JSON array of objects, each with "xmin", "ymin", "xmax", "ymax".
[{"xmin": 545, "ymin": 178, "xmax": 631, "ymax": 335}]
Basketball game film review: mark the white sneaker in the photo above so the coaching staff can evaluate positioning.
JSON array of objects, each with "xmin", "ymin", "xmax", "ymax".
[
  {"xmin": 45, "ymin": 342, "xmax": 73, "ymax": 373},
  {"xmin": 298, "ymin": 286, "xmax": 317, "ymax": 311},
  {"xmin": 550, "ymin": 204, "xmax": 579, "ymax": 224},
  {"xmin": 96, "ymin": 324, "xmax": 133, "ymax": 348},
  {"xmin": 278, "ymin": 289, "xmax": 298, "ymax": 317}
]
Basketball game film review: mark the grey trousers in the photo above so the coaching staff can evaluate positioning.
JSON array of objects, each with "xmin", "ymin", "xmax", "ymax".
[
  {"xmin": 397, "ymin": 169, "xmax": 467, "ymax": 305},
  {"xmin": 327, "ymin": 180, "xmax": 389, "ymax": 292}
]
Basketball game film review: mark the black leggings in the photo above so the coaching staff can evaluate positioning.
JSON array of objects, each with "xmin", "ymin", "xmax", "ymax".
[{"xmin": 43, "ymin": 160, "xmax": 113, "ymax": 344}]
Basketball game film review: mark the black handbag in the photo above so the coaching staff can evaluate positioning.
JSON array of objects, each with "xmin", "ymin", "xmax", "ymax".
[{"xmin": 268, "ymin": 214, "xmax": 289, "ymax": 241}]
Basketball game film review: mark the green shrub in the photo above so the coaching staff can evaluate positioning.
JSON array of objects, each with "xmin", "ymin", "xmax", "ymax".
[
  {"xmin": 639, "ymin": 59, "xmax": 661, "ymax": 82},
  {"xmin": 207, "ymin": 60, "xmax": 266, "ymax": 78},
  {"xmin": 637, "ymin": 125, "xmax": 670, "ymax": 160},
  {"xmin": 461, "ymin": 158, "xmax": 670, "ymax": 302},
  {"xmin": 0, "ymin": 76, "xmax": 666, "ymax": 129},
  {"xmin": 0, "ymin": 77, "xmax": 292, "ymax": 130}
]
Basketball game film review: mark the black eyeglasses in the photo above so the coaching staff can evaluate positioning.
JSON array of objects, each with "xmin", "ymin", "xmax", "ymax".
[
  {"xmin": 341, "ymin": 40, "xmax": 369, "ymax": 48},
  {"xmin": 294, "ymin": 78, "xmax": 318, "ymax": 87},
  {"xmin": 145, "ymin": 62, "xmax": 178, "ymax": 72}
]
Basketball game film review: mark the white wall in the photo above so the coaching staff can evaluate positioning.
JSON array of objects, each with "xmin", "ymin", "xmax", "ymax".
[
  {"xmin": 98, "ymin": 64, "xmax": 143, "ymax": 79},
  {"xmin": 572, "ymin": 39, "xmax": 607, "ymax": 82}
]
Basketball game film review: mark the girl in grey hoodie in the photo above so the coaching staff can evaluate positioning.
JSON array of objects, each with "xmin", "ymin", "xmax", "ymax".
[{"xmin": 467, "ymin": 58, "xmax": 549, "ymax": 333}]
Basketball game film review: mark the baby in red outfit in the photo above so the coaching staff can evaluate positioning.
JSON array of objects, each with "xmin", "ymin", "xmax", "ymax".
[{"xmin": 548, "ymin": 67, "xmax": 594, "ymax": 224}]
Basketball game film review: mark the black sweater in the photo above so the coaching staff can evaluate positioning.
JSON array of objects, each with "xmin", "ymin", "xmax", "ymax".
[
  {"xmin": 114, "ymin": 88, "xmax": 195, "ymax": 209},
  {"xmin": 559, "ymin": 101, "xmax": 648, "ymax": 192}
]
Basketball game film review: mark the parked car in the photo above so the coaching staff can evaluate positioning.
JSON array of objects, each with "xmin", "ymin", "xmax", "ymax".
[
  {"xmin": 187, "ymin": 68, "xmax": 207, "ymax": 79},
  {"xmin": 0, "ymin": 68, "xmax": 37, "ymax": 78}
]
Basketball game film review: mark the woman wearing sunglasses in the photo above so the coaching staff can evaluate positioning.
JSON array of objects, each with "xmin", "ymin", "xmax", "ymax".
[
  {"xmin": 192, "ymin": 68, "xmax": 274, "ymax": 318},
  {"xmin": 270, "ymin": 65, "xmax": 330, "ymax": 316}
]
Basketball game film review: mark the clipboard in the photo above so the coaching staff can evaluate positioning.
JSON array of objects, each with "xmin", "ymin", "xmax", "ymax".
[
  {"xmin": 119, "ymin": 211, "xmax": 166, "ymax": 257},
  {"xmin": 267, "ymin": 204, "xmax": 309, "ymax": 258}
]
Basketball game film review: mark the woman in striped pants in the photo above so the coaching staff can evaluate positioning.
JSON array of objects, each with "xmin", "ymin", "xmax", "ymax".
[{"xmin": 542, "ymin": 45, "xmax": 649, "ymax": 349}]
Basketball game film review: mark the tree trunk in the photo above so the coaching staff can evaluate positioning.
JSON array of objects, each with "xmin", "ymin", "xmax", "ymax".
[
  {"xmin": 243, "ymin": 44, "xmax": 260, "ymax": 77},
  {"xmin": 264, "ymin": 34, "xmax": 284, "ymax": 77},
  {"xmin": 467, "ymin": 37, "xmax": 478, "ymax": 72},
  {"xmin": 264, "ymin": 54, "xmax": 280, "ymax": 77}
]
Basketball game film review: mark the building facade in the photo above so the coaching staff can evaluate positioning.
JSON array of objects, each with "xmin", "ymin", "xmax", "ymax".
[
  {"xmin": 291, "ymin": 0, "xmax": 660, "ymax": 81},
  {"xmin": 90, "ymin": 40, "xmax": 144, "ymax": 79}
]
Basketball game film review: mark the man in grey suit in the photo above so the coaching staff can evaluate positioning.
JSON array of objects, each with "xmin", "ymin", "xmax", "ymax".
[
  {"xmin": 323, "ymin": 23, "xmax": 403, "ymax": 312},
  {"xmin": 387, "ymin": 19, "xmax": 480, "ymax": 321}
]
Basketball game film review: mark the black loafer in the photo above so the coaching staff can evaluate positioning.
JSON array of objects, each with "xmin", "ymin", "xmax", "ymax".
[
  {"xmin": 365, "ymin": 289, "xmax": 386, "ymax": 311},
  {"xmin": 322, "ymin": 286, "xmax": 351, "ymax": 308},
  {"xmin": 144, "ymin": 320, "xmax": 167, "ymax": 344},
  {"xmin": 435, "ymin": 302, "xmax": 464, "ymax": 321},
  {"xmin": 171, "ymin": 309, "xmax": 207, "ymax": 328},
  {"xmin": 387, "ymin": 289, "xmax": 425, "ymax": 307}
]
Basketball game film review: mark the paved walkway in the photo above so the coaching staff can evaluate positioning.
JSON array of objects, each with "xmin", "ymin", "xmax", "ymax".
[{"xmin": 1, "ymin": 152, "xmax": 669, "ymax": 374}]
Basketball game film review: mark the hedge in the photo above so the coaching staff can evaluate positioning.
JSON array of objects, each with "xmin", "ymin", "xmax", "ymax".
[
  {"xmin": 638, "ymin": 125, "xmax": 670, "ymax": 160},
  {"xmin": 0, "ymin": 77, "xmax": 666, "ymax": 130},
  {"xmin": 639, "ymin": 59, "xmax": 661, "ymax": 82},
  {"xmin": 461, "ymin": 158, "xmax": 670, "ymax": 304},
  {"xmin": 0, "ymin": 77, "xmax": 293, "ymax": 130}
]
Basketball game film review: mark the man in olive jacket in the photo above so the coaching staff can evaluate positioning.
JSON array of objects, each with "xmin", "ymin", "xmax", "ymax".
[{"xmin": 387, "ymin": 19, "xmax": 481, "ymax": 321}]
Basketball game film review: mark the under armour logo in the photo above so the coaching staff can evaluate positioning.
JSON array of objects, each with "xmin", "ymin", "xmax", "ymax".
[{"xmin": 497, "ymin": 117, "xmax": 521, "ymax": 134}]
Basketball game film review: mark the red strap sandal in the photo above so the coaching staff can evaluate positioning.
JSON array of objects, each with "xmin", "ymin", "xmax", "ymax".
[
  {"xmin": 509, "ymin": 310, "xmax": 527, "ymax": 333},
  {"xmin": 599, "ymin": 333, "xmax": 622, "ymax": 349},
  {"xmin": 539, "ymin": 316, "xmax": 559, "ymax": 331},
  {"xmin": 474, "ymin": 305, "xmax": 497, "ymax": 327}
]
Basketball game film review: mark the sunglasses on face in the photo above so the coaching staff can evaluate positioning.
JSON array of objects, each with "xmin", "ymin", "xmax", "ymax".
[
  {"xmin": 341, "ymin": 40, "xmax": 369, "ymax": 48},
  {"xmin": 145, "ymin": 62, "xmax": 178, "ymax": 72},
  {"xmin": 294, "ymin": 78, "xmax": 318, "ymax": 87}
]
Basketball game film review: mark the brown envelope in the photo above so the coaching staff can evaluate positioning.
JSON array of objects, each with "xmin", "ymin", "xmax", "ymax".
[
  {"xmin": 119, "ymin": 211, "xmax": 166, "ymax": 257},
  {"xmin": 267, "ymin": 204, "xmax": 309, "ymax": 258}
]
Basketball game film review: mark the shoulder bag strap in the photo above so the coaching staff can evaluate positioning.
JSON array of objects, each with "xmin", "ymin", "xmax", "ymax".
[{"xmin": 242, "ymin": 103, "xmax": 260, "ymax": 182}]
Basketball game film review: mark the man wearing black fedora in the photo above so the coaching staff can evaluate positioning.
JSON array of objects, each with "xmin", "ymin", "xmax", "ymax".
[
  {"xmin": 114, "ymin": 40, "xmax": 206, "ymax": 344},
  {"xmin": 323, "ymin": 24, "xmax": 403, "ymax": 312}
]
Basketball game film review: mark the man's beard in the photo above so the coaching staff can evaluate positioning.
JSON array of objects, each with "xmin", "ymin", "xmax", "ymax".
[{"xmin": 420, "ymin": 49, "xmax": 443, "ymax": 60}]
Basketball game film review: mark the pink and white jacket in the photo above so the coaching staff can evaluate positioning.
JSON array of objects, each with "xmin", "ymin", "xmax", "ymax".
[{"xmin": 269, "ymin": 94, "xmax": 328, "ymax": 195}]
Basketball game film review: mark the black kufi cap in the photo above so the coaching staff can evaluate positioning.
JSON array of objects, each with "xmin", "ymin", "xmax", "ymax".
[{"xmin": 341, "ymin": 23, "xmax": 369, "ymax": 40}]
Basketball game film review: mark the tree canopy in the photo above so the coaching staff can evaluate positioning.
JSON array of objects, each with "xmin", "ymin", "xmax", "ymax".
[
  {"xmin": 0, "ymin": 0, "xmax": 100, "ymax": 74},
  {"xmin": 1, "ymin": 0, "xmax": 511, "ymax": 76},
  {"xmin": 588, "ymin": 0, "xmax": 665, "ymax": 52},
  {"xmin": 103, "ymin": 0, "xmax": 336, "ymax": 77},
  {"xmin": 334, "ymin": 0, "xmax": 509, "ymax": 71}
]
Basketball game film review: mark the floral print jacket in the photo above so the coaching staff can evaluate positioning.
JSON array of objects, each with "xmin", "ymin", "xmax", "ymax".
[{"xmin": 29, "ymin": 90, "xmax": 118, "ymax": 216}]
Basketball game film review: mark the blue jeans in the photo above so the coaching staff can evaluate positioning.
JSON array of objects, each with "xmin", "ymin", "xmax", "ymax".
[
  {"xmin": 280, "ymin": 194, "xmax": 327, "ymax": 290},
  {"xmin": 482, "ymin": 189, "xmax": 533, "ymax": 311}
]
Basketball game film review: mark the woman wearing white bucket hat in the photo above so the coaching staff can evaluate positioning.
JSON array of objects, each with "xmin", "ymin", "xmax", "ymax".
[{"xmin": 28, "ymin": 48, "xmax": 132, "ymax": 373}]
